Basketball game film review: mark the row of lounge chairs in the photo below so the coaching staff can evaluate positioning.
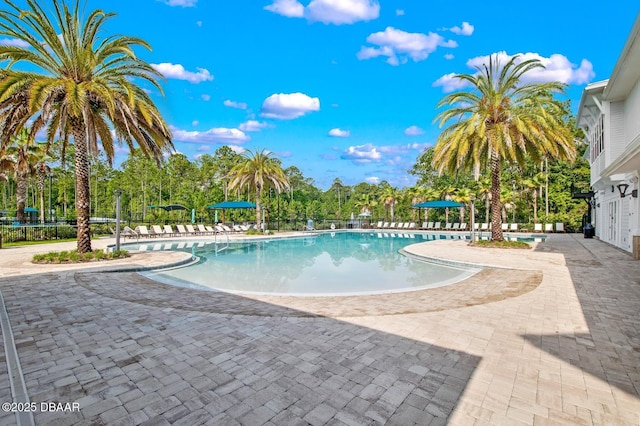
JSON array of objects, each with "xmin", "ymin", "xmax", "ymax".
[
  {"xmin": 373, "ymin": 221, "xmax": 565, "ymax": 232},
  {"xmin": 120, "ymin": 223, "xmax": 255, "ymax": 239}
]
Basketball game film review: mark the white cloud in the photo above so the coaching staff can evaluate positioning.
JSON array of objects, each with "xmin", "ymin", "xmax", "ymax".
[
  {"xmin": 196, "ymin": 145, "xmax": 210, "ymax": 152},
  {"xmin": 151, "ymin": 63, "xmax": 213, "ymax": 83},
  {"xmin": 444, "ymin": 53, "xmax": 454, "ymax": 60},
  {"xmin": 162, "ymin": 0, "xmax": 197, "ymax": 7},
  {"xmin": 264, "ymin": 0, "xmax": 304, "ymax": 17},
  {"xmin": 223, "ymin": 100, "xmax": 248, "ymax": 109},
  {"xmin": 201, "ymin": 94, "xmax": 211, "ymax": 101},
  {"xmin": 432, "ymin": 73, "xmax": 469, "ymax": 92},
  {"xmin": 0, "ymin": 38, "xmax": 29, "ymax": 48},
  {"xmin": 365, "ymin": 176, "xmax": 380, "ymax": 184},
  {"xmin": 239, "ymin": 120, "xmax": 270, "ymax": 132},
  {"xmin": 467, "ymin": 51, "xmax": 594, "ymax": 85},
  {"xmin": 306, "ymin": 0, "xmax": 379, "ymax": 24},
  {"xmin": 357, "ymin": 27, "xmax": 457, "ymax": 66},
  {"xmin": 260, "ymin": 92, "xmax": 320, "ymax": 119},
  {"xmin": 341, "ymin": 144, "xmax": 382, "ymax": 164},
  {"xmin": 449, "ymin": 22, "xmax": 474, "ymax": 36},
  {"xmin": 433, "ymin": 51, "xmax": 595, "ymax": 93},
  {"xmin": 227, "ymin": 145, "xmax": 246, "ymax": 154},
  {"xmin": 192, "ymin": 120, "xmax": 199, "ymax": 126},
  {"xmin": 395, "ymin": 9, "xmax": 404, "ymax": 16},
  {"xmin": 265, "ymin": 0, "xmax": 379, "ymax": 25},
  {"xmin": 328, "ymin": 128, "xmax": 350, "ymax": 137},
  {"xmin": 404, "ymin": 125, "xmax": 424, "ymax": 136},
  {"xmin": 171, "ymin": 126, "xmax": 249, "ymax": 144}
]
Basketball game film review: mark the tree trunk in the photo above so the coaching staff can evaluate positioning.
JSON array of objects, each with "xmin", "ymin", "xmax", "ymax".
[
  {"xmin": 490, "ymin": 155, "xmax": 504, "ymax": 241},
  {"xmin": 255, "ymin": 186, "xmax": 262, "ymax": 231},
  {"xmin": 16, "ymin": 171, "xmax": 27, "ymax": 223},
  {"xmin": 72, "ymin": 121, "xmax": 93, "ymax": 253},
  {"xmin": 533, "ymin": 189, "xmax": 538, "ymax": 222}
]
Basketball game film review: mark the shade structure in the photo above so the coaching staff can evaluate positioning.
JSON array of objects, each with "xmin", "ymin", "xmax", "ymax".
[
  {"xmin": 358, "ymin": 212, "xmax": 372, "ymax": 217},
  {"xmin": 413, "ymin": 200, "xmax": 463, "ymax": 208},
  {"xmin": 206, "ymin": 201, "xmax": 256, "ymax": 209},
  {"xmin": 162, "ymin": 204, "xmax": 188, "ymax": 211}
]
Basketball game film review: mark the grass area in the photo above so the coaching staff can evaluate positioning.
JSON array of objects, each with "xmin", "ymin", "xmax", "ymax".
[
  {"xmin": 32, "ymin": 249, "xmax": 129, "ymax": 263},
  {"xmin": 469, "ymin": 240, "xmax": 531, "ymax": 249},
  {"xmin": 2, "ymin": 238, "xmax": 78, "ymax": 247}
]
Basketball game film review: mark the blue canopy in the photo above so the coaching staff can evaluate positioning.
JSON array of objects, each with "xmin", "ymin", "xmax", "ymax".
[
  {"xmin": 24, "ymin": 207, "xmax": 39, "ymax": 212},
  {"xmin": 206, "ymin": 201, "xmax": 256, "ymax": 209},
  {"xmin": 413, "ymin": 200, "xmax": 463, "ymax": 208}
]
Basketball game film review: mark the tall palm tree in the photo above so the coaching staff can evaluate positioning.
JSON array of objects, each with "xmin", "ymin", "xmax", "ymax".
[
  {"xmin": 228, "ymin": 149, "xmax": 289, "ymax": 231},
  {"xmin": 0, "ymin": 0, "xmax": 173, "ymax": 252},
  {"xmin": 432, "ymin": 55, "xmax": 576, "ymax": 241}
]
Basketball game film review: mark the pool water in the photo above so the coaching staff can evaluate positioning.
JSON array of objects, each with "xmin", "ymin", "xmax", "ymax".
[{"xmin": 127, "ymin": 231, "xmax": 481, "ymax": 296}]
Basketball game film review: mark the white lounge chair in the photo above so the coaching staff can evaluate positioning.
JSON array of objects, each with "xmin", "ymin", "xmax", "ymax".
[
  {"xmin": 151, "ymin": 225, "xmax": 165, "ymax": 237},
  {"xmin": 186, "ymin": 224, "xmax": 199, "ymax": 235},
  {"xmin": 444, "ymin": 223, "xmax": 452, "ymax": 230},
  {"xmin": 197, "ymin": 224, "xmax": 210, "ymax": 235},
  {"xmin": 544, "ymin": 223, "xmax": 553, "ymax": 232},
  {"xmin": 382, "ymin": 222, "xmax": 389, "ymax": 229},
  {"xmin": 459, "ymin": 223, "xmax": 467, "ymax": 230},
  {"xmin": 176, "ymin": 224, "xmax": 190, "ymax": 236},
  {"xmin": 510, "ymin": 223, "xmax": 519, "ymax": 232},
  {"xmin": 433, "ymin": 222, "xmax": 442, "ymax": 230},
  {"xmin": 135, "ymin": 225, "xmax": 153, "ymax": 238},
  {"xmin": 389, "ymin": 222, "xmax": 396, "ymax": 229},
  {"xmin": 480, "ymin": 223, "xmax": 489, "ymax": 231},
  {"xmin": 163, "ymin": 224, "xmax": 176, "ymax": 237},
  {"xmin": 501, "ymin": 223, "xmax": 509, "ymax": 231},
  {"xmin": 452, "ymin": 223, "xmax": 460, "ymax": 230},
  {"xmin": 473, "ymin": 223, "xmax": 480, "ymax": 230},
  {"xmin": 426, "ymin": 221, "xmax": 434, "ymax": 230},
  {"xmin": 555, "ymin": 223, "xmax": 565, "ymax": 232},
  {"xmin": 205, "ymin": 225, "xmax": 217, "ymax": 234},
  {"xmin": 122, "ymin": 226, "xmax": 139, "ymax": 240},
  {"xmin": 408, "ymin": 222, "xmax": 416, "ymax": 229},
  {"xmin": 375, "ymin": 221, "xmax": 383, "ymax": 228},
  {"xmin": 534, "ymin": 223, "xmax": 543, "ymax": 232}
]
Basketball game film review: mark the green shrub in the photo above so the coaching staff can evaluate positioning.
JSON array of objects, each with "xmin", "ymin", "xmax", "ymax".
[
  {"xmin": 32, "ymin": 249, "xmax": 129, "ymax": 263},
  {"xmin": 470, "ymin": 240, "xmax": 530, "ymax": 249}
]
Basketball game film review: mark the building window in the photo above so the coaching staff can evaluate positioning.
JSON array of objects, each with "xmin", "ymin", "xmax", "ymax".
[{"xmin": 590, "ymin": 114, "xmax": 605, "ymax": 162}]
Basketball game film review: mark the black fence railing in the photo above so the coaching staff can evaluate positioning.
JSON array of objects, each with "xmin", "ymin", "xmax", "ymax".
[{"xmin": 0, "ymin": 224, "xmax": 78, "ymax": 246}]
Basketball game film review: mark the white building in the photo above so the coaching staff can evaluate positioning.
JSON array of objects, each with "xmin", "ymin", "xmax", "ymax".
[{"xmin": 577, "ymin": 14, "xmax": 640, "ymax": 259}]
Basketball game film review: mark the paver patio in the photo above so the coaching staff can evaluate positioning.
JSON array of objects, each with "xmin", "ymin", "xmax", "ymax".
[{"xmin": 0, "ymin": 233, "xmax": 638, "ymax": 425}]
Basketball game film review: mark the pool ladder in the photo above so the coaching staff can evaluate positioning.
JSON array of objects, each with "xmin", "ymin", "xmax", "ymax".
[{"xmin": 213, "ymin": 230, "xmax": 230, "ymax": 255}]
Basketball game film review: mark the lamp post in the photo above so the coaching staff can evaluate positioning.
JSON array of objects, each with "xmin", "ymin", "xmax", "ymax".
[
  {"xmin": 470, "ymin": 195, "xmax": 476, "ymax": 243},
  {"xmin": 114, "ymin": 190, "xmax": 123, "ymax": 251}
]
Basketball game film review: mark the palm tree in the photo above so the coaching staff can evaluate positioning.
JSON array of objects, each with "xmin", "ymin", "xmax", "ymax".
[
  {"xmin": 4, "ymin": 128, "xmax": 40, "ymax": 223},
  {"xmin": 378, "ymin": 185, "xmax": 400, "ymax": 222},
  {"xmin": 0, "ymin": 0, "xmax": 173, "ymax": 252},
  {"xmin": 432, "ymin": 55, "xmax": 576, "ymax": 241},
  {"xmin": 228, "ymin": 149, "xmax": 289, "ymax": 231},
  {"xmin": 523, "ymin": 173, "xmax": 545, "ymax": 222},
  {"xmin": 452, "ymin": 187, "xmax": 473, "ymax": 224}
]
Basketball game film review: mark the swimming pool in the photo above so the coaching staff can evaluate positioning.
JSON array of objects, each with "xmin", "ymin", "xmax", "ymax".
[{"xmin": 125, "ymin": 231, "xmax": 481, "ymax": 296}]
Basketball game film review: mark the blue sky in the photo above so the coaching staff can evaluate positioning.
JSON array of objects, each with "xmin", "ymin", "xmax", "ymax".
[{"xmin": 10, "ymin": 0, "xmax": 640, "ymax": 189}]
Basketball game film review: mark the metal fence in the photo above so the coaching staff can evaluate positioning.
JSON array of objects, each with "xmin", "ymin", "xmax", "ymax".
[{"xmin": 0, "ymin": 224, "xmax": 78, "ymax": 246}]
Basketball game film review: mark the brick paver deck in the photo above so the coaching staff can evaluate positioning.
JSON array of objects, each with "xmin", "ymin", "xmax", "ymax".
[{"xmin": 0, "ymin": 233, "xmax": 638, "ymax": 425}]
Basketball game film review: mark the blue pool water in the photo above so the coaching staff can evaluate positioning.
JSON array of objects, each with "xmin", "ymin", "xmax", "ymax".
[{"xmin": 125, "ymin": 231, "xmax": 482, "ymax": 296}]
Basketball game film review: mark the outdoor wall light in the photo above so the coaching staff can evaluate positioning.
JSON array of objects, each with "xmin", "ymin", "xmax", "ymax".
[
  {"xmin": 617, "ymin": 183, "xmax": 630, "ymax": 197},
  {"xmin": 632, "ymin": 189, "xmax": 638, "ymax": 198}
]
